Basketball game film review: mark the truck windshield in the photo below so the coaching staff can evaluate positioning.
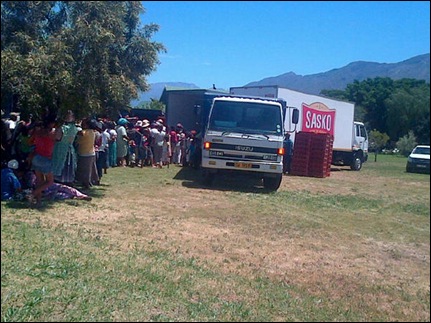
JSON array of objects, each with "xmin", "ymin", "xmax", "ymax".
[{"xmin": 208, "ymin": 100, "xmax": 283, "ymax": 135}]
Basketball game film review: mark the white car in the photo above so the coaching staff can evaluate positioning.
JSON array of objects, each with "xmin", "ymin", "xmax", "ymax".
[{"xmin": 406, "ymin": 145, "xmax": 430, "ymax": 174}]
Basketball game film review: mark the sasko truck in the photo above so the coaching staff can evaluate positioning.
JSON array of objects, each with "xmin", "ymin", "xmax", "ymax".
[
  {"xmin": 201, "ymin": 95, "xmax": 289, "ymax": 190},
  {"xmin": 230, "ymin": 85, "xmax": 369, "ymax": 171}
]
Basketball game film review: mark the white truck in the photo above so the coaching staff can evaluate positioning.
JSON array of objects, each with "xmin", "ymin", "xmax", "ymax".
[
  {"xmin": 230, "ymin": 85, "xmax": 369, "ymax": 170},
  {"xmin": 201, "ymin": 95, "xmax": 287, "ymax": 190}
]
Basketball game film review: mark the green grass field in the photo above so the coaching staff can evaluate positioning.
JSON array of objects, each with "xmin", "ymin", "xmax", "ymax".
[{"xmin": 1, "ymin": 154, "xmax": 429, "ymax": 322}]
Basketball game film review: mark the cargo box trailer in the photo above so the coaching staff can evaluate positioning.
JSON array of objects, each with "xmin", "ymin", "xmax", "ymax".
[{"xmin": 230, "ymin": 86, "xmax": 368, "ymax": 170}]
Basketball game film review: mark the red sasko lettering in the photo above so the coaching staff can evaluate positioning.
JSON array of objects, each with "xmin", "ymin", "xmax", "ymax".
[{"xmin": 305, "ymin": 111, "xmax": 332, "ymax": 131}]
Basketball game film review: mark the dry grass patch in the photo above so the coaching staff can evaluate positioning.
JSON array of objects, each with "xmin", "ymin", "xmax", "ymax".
[{"xmin": 2, "ymin": 156, "xmax": 429, "ymax": 321}]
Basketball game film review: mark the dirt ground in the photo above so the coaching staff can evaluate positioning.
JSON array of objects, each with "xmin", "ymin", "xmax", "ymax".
[{"xmin": 38, "ymin": 167, "xmax": 429, "ymax": 316}]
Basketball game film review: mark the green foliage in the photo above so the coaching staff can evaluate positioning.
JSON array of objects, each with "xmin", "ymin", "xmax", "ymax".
[
  {"xmin": 323, "ymin": 77, "xmax": 430, "ymax": 146},
  {"xmin": 385, "ymin": 82, "xmax": 430, "ymax": 144},
  {"xmin": 320, "ymin": 89, "xmax": 347, "ymax": 100},
  {"xmin": 396, "ymin": 130, "xmax": 417, "ymax": 156},
  {"xmin": 1, "ymin": 1, "xmax": 166, "ymax": 120},
  {"xmin": 345, "ymin": 77, "xmax": 395, "ymax": 132},
  {"xmin": 369, "ymin": 129, "xmax": 390, "ymax": 151},
  {"xmin": 138, "ymin": 99, "xmax": 166, "ymax": 112},
  {"xmin": 369, "ymin": 129, "xmax": 390, "ymax": 161}
]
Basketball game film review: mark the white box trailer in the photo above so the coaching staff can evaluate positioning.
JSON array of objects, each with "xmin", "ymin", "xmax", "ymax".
[{"xmin": 230, "ymin": 85, "xmax": 369, "ymax": 170}]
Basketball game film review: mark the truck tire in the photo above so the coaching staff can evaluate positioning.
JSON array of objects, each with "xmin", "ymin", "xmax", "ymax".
[
  {"xmin": 350, "ymin": 154, "xmax": 362, "ymax": 171},
  {"xmin": 201, "ymin": 169, "xmax": 214, "ymax": 186},
  {"xmin": 263, "ymin": 174, "xmax": 282, "ymax": 191}
]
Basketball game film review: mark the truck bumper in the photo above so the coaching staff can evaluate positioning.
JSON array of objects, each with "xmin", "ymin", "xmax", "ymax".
[{"xmin": 202, "ymin": 158, "xmax": 283, "ymax": 175}]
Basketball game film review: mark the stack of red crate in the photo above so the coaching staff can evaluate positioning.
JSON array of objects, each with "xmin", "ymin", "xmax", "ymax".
[
  {"xmin": 308, "ymin": 133, "xmax": 334, "ymax": 178},
  {"xmin": 290, "ymin": 132, "xmax": 334, "ymax": 178},
  {"xmin": 290, "ymin": 132, "xmax": 312, "ymax": 177}
]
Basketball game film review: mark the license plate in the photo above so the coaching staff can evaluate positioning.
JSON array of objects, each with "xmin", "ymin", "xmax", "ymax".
[
  {"xmin": 417, "ymin": 165, "xmax": 426, "ymax": 168},
  {"xmin": 235, "ymin": 162, "xmax": 252, "ymax": 168}
]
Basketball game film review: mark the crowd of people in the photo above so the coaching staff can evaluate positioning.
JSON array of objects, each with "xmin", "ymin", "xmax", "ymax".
[{"xmin": 1, "ymin": 109, "xmax": 200, "ymax": 207}]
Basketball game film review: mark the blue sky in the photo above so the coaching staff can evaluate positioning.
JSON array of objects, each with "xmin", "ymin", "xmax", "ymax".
[{"xmin": 140, "ymin": 1, "xmax": 430, "ymax": 90}]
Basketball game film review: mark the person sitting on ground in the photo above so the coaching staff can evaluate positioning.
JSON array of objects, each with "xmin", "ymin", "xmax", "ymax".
[
  {"xmin": 1, "ymin": 159, "xmax": 22, "ymax": 201},
  {"xmin": 42, "ymin": 182, "xmax": 92, "ymax": 201}
]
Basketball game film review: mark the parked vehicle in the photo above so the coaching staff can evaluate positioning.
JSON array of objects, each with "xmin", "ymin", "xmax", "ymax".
[
  {"xmin": 201, "ymin": 95, "xmax": 289, "ymax": 190},
  {"xmin": 230, "ymin": 86, "xmax": 369, "ymax": 170},
  {"xmin": 406, "ymin": 145, "xmax": 430, "ymax": 174}
]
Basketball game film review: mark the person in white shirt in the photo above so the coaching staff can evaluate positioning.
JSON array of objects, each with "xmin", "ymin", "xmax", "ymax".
[
  {"xmin": 150, "ymin": 121, "xmax": 166, "ymax": 168},
  {"xmin": 96, "ymin": 122, "xmax": 110, "ymax": 179}
]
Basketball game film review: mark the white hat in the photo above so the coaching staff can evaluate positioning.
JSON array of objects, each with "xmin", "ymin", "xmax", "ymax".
[
  {"xmin": 142, "ymin": 119, "xmax": 150, "ymax": 128},
  {"xmin": 7, "ymin": 159, "xmax": 19, "ymax": 170},
  {"xmin": 135, "ymin": 120, "xmax": 143, "ymax": 127}
]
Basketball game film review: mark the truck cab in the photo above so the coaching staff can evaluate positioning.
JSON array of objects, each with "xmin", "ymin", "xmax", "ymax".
[
  {"xmin": 201, "ymin": 96, "xmax": 286, "ymax": 190},
  {"xmin": 332, "ymin": 121, "xmax": 368, "ymax": 170}
]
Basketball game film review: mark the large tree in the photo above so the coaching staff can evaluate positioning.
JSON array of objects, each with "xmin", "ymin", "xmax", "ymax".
[
  {"xmin": 324, "ymin": 77, "xmax": 430, "ymax": 145},
  {"xmin": 1, "ymin": 1, "xmax": 165, "ymax": 120},
  {"xmin": 385, "ymin": 80, "xmax": 430, "ymax": 145},
  {"xmin": 345, "ymin": 77, "xmax": 395, "ymax": 134}
]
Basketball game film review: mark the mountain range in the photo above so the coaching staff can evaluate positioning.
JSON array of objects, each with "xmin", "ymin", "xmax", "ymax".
[{"xmin": 131, "ymin": 53, "xmax": 430, "ymax": 106}]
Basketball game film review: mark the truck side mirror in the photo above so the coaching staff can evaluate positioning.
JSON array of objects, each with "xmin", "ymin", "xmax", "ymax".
[{"xmin": 292, "ymin": 108, "xmax": 299, "ymax": 124}]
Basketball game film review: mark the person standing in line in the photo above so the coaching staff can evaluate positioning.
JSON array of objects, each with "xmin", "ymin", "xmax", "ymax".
[
  {"xmin": 140, "ymin": 119, "xmax": 152, "ymax": 167},
  {"xmin": 162, "ymin": 131, "xmax": 171, "ymax": 166},
  {"xmin": 52, "ymin": 110, "xmax": 79, "ymax": 185},
  {"xmin": 101, "ymin": 122, "xmax": 111, "ymax": 174},
  {"xmin": 107, "ymin": 121, "xmax": 118, "ymax": 168},
  {"xmin": 150, "ymin": 121, "xmax": 166, "ymax": 168},
  {"xmin": 115, "ymin": 118, "xmax": 129, "ymax": 167},
  {"xmin": 27, "ymin": 112, "xmax": 61, "ymax": 207},
  {"xmin": 133, "ymin": 120, "xmax": 146, "ymax": 168},
  {"xmin": 5, "ymin": 113, "xmax": 19, "ymax": 151},
  {"xmin": 173, "ymin": 123, "xmax": 186, "ymax": 165},
  {"xmin": 75, "ymin": 118, "xmax": 97, "ymax": 189},
  {"xmin": 10, "ymin": 112, "xmax": 33, "ymax": 164},
  {"xmin": 283, "ymin": 132, "xmax": 294, "ymax": 174},
  {"xmin": 1, "ymin": 117, "xmax": 13, "ymax": 163},
  {"xmin": 169, "ymin": 126, "xmax": 178, "ymax": 164},
  {"xmin": 127, "ymin": 121, "xmax": 142, "ymax": 167},
  {"xmin": 94, "ymin": 121, "xmax": 109, "ymax": 181}
]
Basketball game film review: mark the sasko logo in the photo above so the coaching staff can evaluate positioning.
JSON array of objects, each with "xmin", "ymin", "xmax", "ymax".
[{"xmin": 302, "ymin": 102, "xmax": 336, "ymax": 135}]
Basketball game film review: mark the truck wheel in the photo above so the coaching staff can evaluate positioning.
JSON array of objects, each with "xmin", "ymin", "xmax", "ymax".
[
  {"xmin": 263, "ymin": 174, "xmax": 282, "ymax": 191},
  {"xmin": 201, "ymin": 169, "xmax": 214, "ymax": 186},
  {"xmin": 350, "ymin": 155, "xmax": 362, "ymax": 171}
]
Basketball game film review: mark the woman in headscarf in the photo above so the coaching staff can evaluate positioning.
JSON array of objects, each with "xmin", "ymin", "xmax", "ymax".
[
  {"xmin": 106, "ymin": 121, "xmax": 117, "ymax": 167},
  {"xmin": 115, "ymin": 118, "xmax": 129, "ymax": 167},
  {"xmin": 51, "ymin": 110, "xmax": 79, "ymax": 185}
]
